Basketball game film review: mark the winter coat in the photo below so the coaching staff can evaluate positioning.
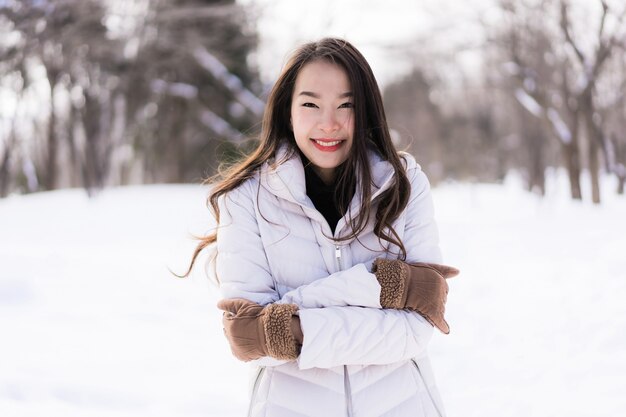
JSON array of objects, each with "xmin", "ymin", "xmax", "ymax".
[{"xmin": 215, "ymin": 145, "xmax": 447, "ymax": 417}]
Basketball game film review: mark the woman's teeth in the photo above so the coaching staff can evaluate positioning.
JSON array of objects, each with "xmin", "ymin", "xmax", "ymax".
[{"xmin": 314, "ymin": 140, "xmax": 341, "ymax": 147}]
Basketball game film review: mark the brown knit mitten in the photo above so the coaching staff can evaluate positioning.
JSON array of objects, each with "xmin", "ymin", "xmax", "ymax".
[
  {"xmin": 217, "ymin": 298, "xmax": 302, "ymax": 362},
  {"xmin": 372, "ymin": 259, "xmax": 459, "ymax": 334}
]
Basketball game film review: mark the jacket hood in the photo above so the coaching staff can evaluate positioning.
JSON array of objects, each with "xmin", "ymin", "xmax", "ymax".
[{"xmin": 259, "ymin": 143, "xmax": 413, "ymax": 208}]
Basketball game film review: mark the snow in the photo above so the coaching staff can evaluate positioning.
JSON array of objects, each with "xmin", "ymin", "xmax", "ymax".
[
  {"xmin": 199, "ymin": 109, "xmax": 245, "ymax": 143},
  {"xmin": 193, "ymin": 47, "xmax": 265, "ymax": 117},
  {"xmin": 514, "ymin": 88, "xmax": 542, "ymax": 118},
  {"xmin": 150, "ymin": 80, "xmax": 198, "ymax": 100},
  {"xmin": 547, "ymin": 108, "xmax": 573, "ymax": 145},
  {"xmin": 1, "ymin": 175, "xmax": 625, "ymax": 417},
  {"xmin": 501, "ymin": 62, "xmax": 521, "ymax": 76}
]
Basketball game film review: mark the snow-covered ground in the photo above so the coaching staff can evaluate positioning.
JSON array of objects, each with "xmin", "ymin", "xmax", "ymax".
[{"xmin": 1, "ymin": 173, "xmax": 625, "ymax": 417}]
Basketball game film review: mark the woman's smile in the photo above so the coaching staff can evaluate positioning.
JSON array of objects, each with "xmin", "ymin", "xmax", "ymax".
[{"xmin": 310, "ymin": 138, "xmax": 346, "ymax": 151}]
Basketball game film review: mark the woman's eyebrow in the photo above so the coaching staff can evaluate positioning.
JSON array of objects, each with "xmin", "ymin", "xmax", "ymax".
[
  {"xmin": 297, "ymin": 91, "xmax": 353, "ymax": 98},
  {"xmin": 298, "ymin": 91, "xmax": 320, "ymax": 98}
]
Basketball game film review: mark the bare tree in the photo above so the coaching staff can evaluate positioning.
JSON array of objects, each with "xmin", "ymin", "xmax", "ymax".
[
  {"xmin": 490, "ymin": 0, "xmax": 626, "ymax": 202},
  {"xmin": 0, "ymin": 0, "xmax": 262, "ymax": 196},
  {"xmin": 1, "ymin": 0, "xmax": 114, "ymax": 192},
  {"xmin": 0, "ymin": 133, "xmax": 15, "ymax": 197},
  {"xmin": 383, "ymin": 69, "xmax": 445, "ymax": 180},
  {"xmin": 559, "ymin": 0, "xmax": 625, "ymax": 203}
]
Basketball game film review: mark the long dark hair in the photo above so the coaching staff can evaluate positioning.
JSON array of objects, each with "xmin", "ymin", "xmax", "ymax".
[{"xmin": 182, "ymin": 38, "xmax": 410, "ymax": 278}]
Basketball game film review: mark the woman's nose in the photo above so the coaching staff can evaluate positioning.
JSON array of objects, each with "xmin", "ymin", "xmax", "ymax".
[{"xmin": 318, "ymin": 110, "xmax": 340, "ymax": 133}]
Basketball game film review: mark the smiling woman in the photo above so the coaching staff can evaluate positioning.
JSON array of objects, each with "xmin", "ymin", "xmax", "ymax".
[
  {"xmin": 290, "ymin": 60, "xmax": 354, "ymax": 184},
  {"xmin": 185, "ymin": 37, "xmax": 459, "ymax": 417}
]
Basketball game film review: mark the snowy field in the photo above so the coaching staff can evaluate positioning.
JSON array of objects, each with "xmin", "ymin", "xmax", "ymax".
[{"xmin": 1, "ymin": 173, "xmax": 625, "ymax": 417}]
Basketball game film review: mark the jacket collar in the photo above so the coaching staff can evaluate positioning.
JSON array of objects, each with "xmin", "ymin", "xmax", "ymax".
[{"xmin": 259, "ymin": 144, "xmax": 396, "ymax": 208}]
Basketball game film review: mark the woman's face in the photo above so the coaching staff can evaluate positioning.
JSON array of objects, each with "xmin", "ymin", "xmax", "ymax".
[{"xmin": 290, "ymin": 60, "xmax": 354, "ymax": 184}]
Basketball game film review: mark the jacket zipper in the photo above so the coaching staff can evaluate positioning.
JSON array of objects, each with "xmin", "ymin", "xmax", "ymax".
[
  {"xmin": 335, "ymin": 245, "xmax": 343, "ymax": 271},
  {"xmin": 343, "ymin": 365, "xmax": 354, "ymax": 417},
  {"xmin": 336, "ymin": 247, "xmax": 353, "ymax": 417},
  {"xmin": 411, "ymin": 360, "xmax": 444, "ymax": 417},
  {"xmin": 247, "ymin": 366, "xmax": 266, "ymax": 417}
]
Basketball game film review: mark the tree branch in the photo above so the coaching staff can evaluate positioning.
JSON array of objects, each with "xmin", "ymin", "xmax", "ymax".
[
  {"xmin": 591, "ymin": 1, "xmax": 625, "ymax": 82},
  {"xmin": 560, "ymin": 0, "xmax": 586, "ymax": 66},
  {"xmin": 153, "ymin": 5, "xmax": 237, "ymax": 23},
  {"xmin": 193, "ymin": 46, "xmax": 265, "ymax": 116},
  {"xmin": 598, "ymin": 0, "xmax": 609, "ymax": 40}
]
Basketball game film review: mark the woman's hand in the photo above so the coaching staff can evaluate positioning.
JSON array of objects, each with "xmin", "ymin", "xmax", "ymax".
[
  {"xmin": 217, "ymin": 298, "xmax": 302, "ymax": 362},
  {"xmin": 372, "ymin": 259, "xmax": 459, "ymax": 334}
]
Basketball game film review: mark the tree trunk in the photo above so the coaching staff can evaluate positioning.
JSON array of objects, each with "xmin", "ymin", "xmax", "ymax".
[
  {"xmin": 175, "ymin": 101, "xmax": 188, "ymax": 183},
  {"xmin": 527, "ymin": 113, "xmax": 546, "ymax": 195},
  {"xmin": 587, "ymin": 130, "xmax": 601, "ymax": 204},
  {"xmin": 66, "ymin": 102, "xmax": 81, "ymax": 188},
  {"xmin": 107, "ymin": 93, "xmax": 128, "ymax": 186},
  {"xmin": 563, "ymin": 141, "xmax": 582, "ymax": 200},
  {"xmin": 44, "ymin": 76, "xmax": 59, "ymax": 191},
  {"xmin": 0, "ymin": 133, "xmax": 13, "ymax": 197},
  {"xmin": 610, "ymin": 134, "xmax": 625, "ymax": 195},
  {"xmin": 82, "ymin": 92, "xmax": 102, "ymax": 194},
  {"xmin": 562, "ymin": 107, "xmax": 582, "ymax": 200},
  {"xmin": 99, "ymin": 89, "xmax": 114, "ymax": 188},
  {"xmin": 580, "ymin": 91, "xmax": 602, "ymax": 203},
  {"xmin": 43, "ymin": 66, "xmax": 65, "ymax": 191}
]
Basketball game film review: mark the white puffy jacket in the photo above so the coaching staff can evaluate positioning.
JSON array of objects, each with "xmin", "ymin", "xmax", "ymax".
[{"xmin": 216, "ymin": 145, "xmax": 447, "ymax": 417}]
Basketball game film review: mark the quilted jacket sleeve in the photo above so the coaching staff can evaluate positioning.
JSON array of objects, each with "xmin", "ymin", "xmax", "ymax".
[
  {"xmin": 216, "ymin": 180, "xmax": 279, "ymax": 306},
  {"xmin": 296, "ymin": 159, "xmax": 443, "ymax": 369},
  {"xmin": 216, "ymin": 180, "xmax": 381, "ymax": 308},
  {"xmin": 400, "ymin": 159, "xmax": 443, "ymax": 265},
  {"xmin": 297, "ymin": 307, "xmax": 434, "ymax": 369},
  {"xmin": 216, "ymin": 179, "xmax": 380, "ymax": 367},
  {"xmin": 278, "ymin": 263, "xmax": 382, "ymax": 308}
]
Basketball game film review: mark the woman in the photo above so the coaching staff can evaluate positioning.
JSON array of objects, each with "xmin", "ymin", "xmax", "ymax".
[{"xmin": 188, "ymin": 38, "xmax": 458, "ymax": 417}]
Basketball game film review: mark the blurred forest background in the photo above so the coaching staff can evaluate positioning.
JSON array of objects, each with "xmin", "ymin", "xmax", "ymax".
[{"xmin": 1, "ymin": 0, "xmax": 625, "ymax": 203}]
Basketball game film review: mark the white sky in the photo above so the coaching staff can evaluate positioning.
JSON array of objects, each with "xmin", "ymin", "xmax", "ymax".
[
  {"xmin": 236, "ymin": 0, "xmax": 625, "ymax": 90},
  {"xmin": 236, "ymin": 0, "xmax": 498, "ymax": 87}
]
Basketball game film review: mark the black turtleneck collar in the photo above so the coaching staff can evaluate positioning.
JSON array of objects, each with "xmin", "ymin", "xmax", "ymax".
[{"xmin": 300, "ymin": 153, "xmax": 343, "ymax": 234}]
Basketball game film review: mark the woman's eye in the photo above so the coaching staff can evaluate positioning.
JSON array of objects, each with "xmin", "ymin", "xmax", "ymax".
[
  {"xmin": 302, "ymin": 102, "xmax": 318, "ymax": 108},
  {"xmin": 339, "ymin": 102, "xmax": 354, "ymax": 109}
]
